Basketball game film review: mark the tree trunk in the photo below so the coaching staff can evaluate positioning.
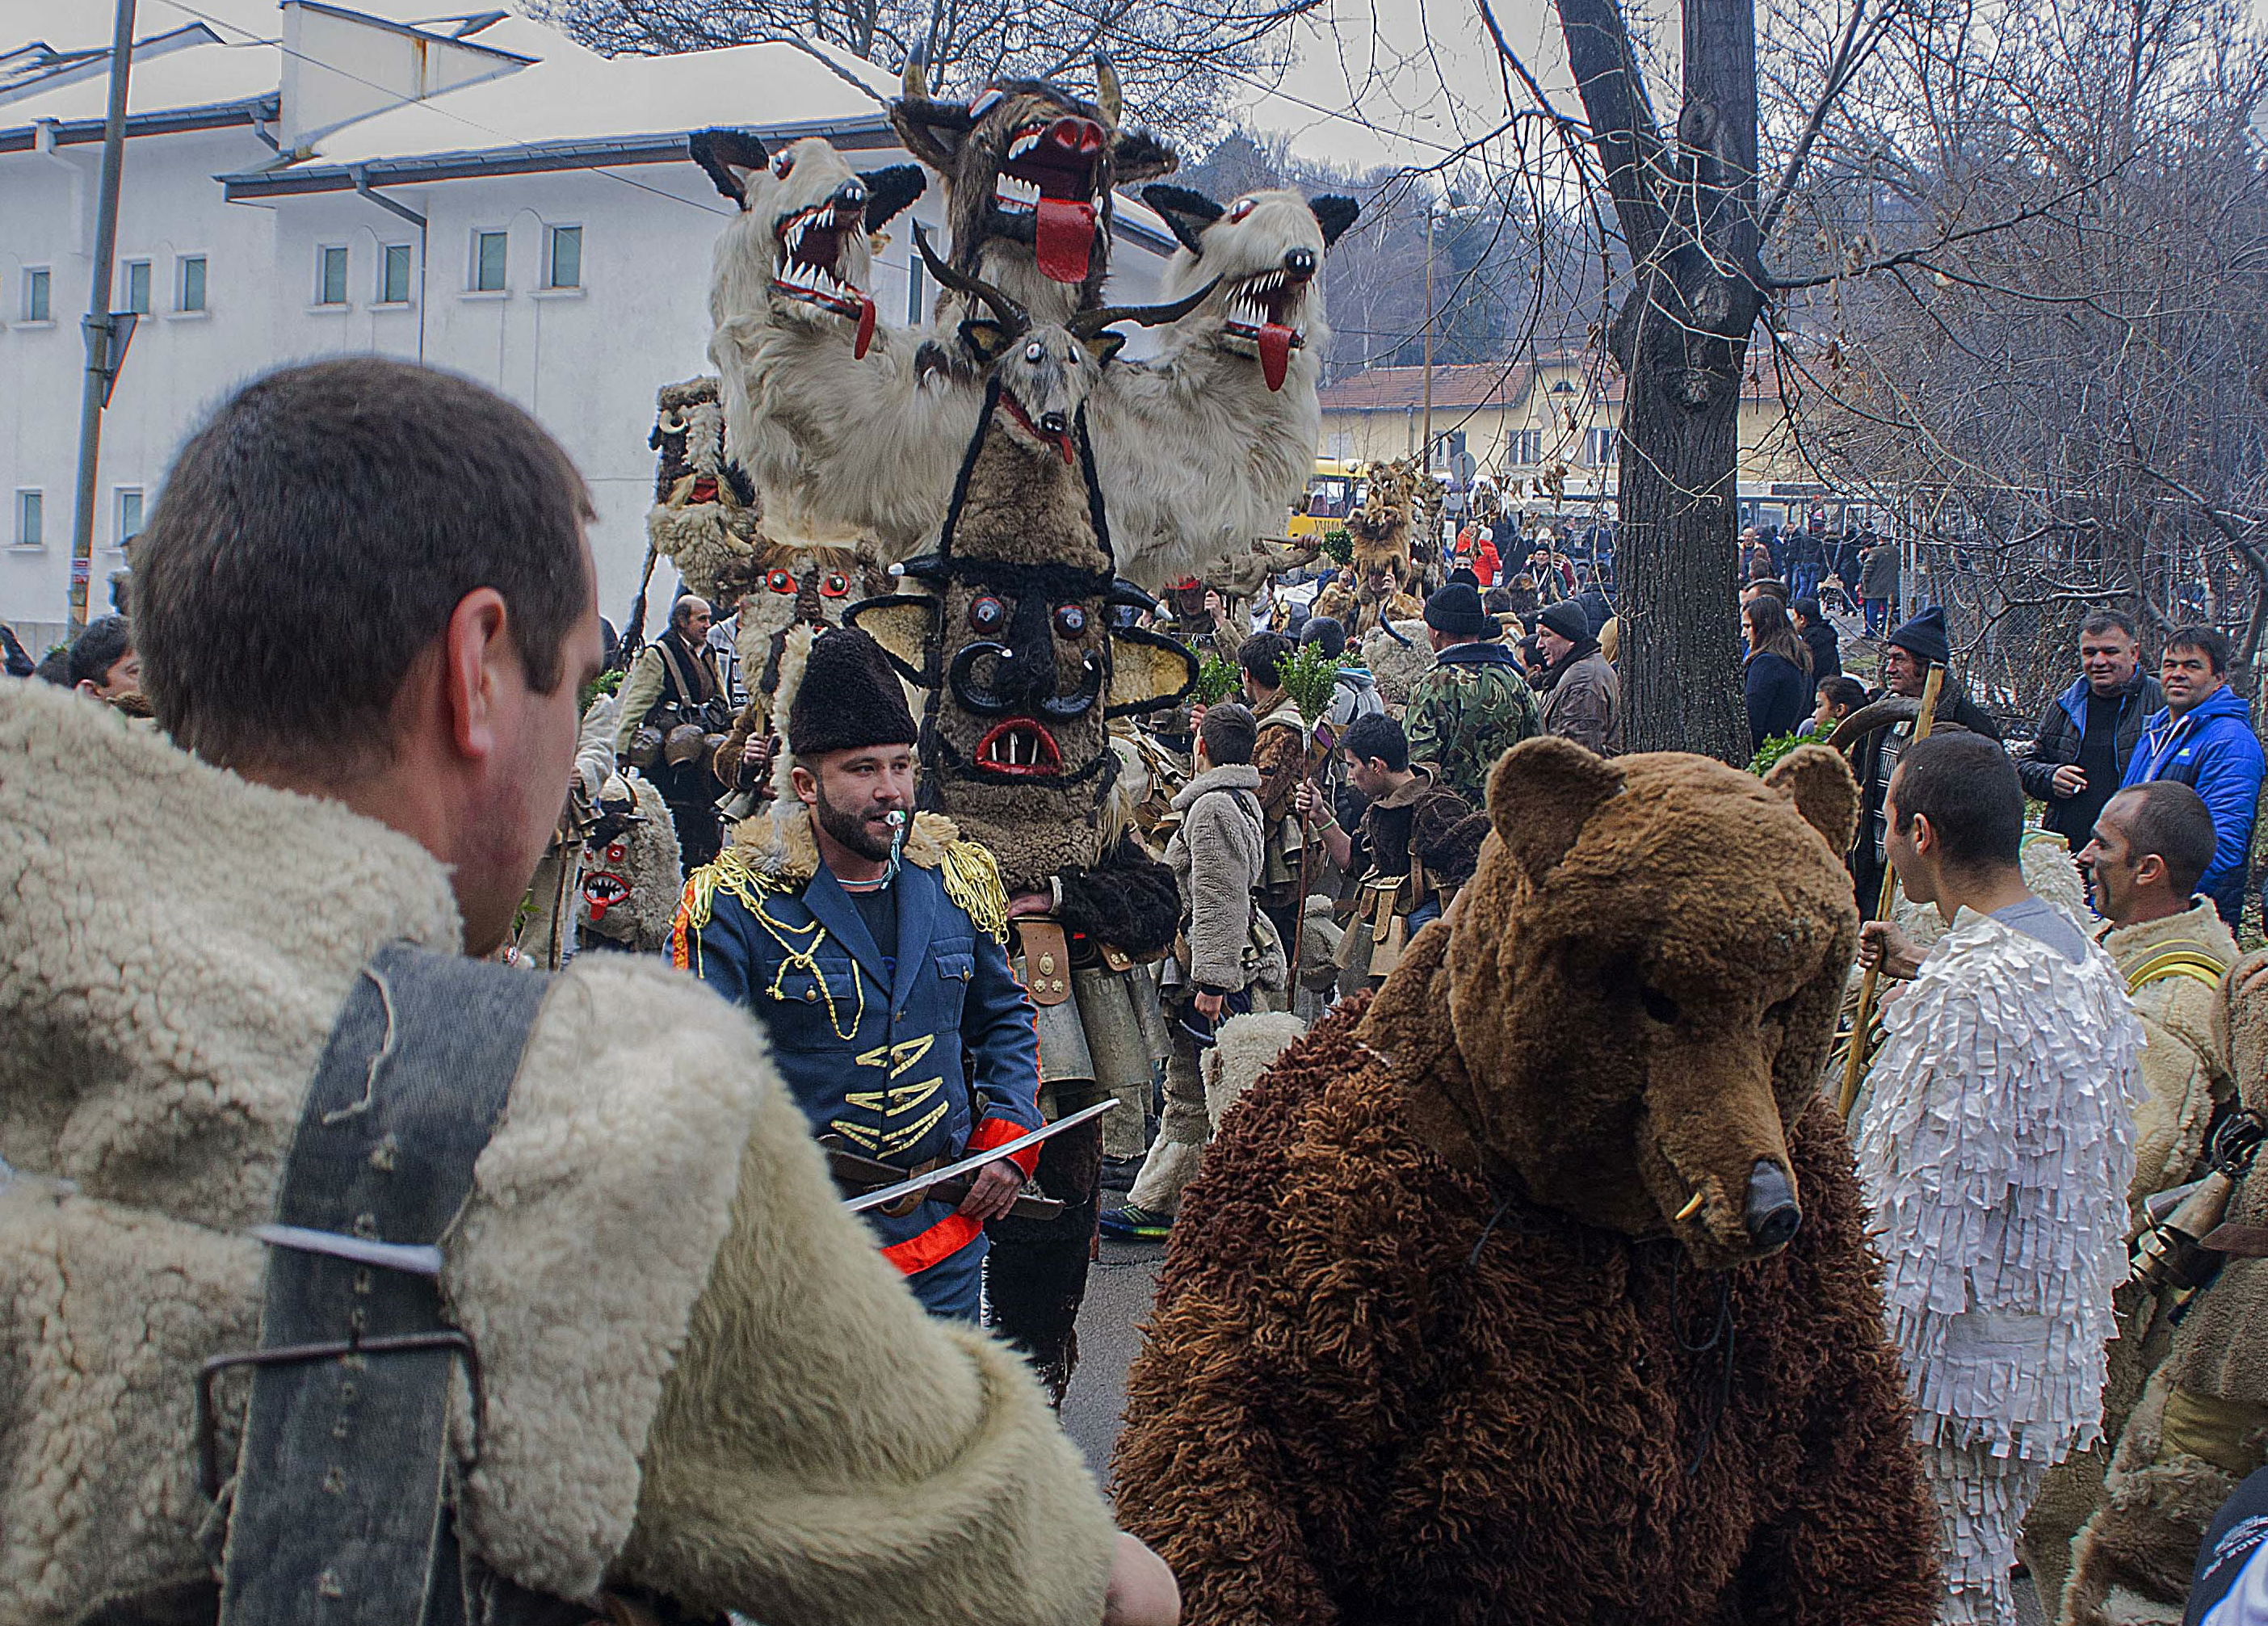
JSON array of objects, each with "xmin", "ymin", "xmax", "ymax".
[{"xmin": 1556, "ymin": 0, "xmax": 1766, "ymax": 762}]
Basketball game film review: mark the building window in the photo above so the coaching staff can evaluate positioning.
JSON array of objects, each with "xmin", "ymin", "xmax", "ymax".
[
  {"xmin": 115, "ymin": 487, "xmax": 143, "ymax": 547},
  {"xmin": 15, "ymin": 490, "xmax": 42, "ymax": 548},
  {"xmin": 177, "ymin": 255, "xmax": 206, "ymax": 313},
  {"xmin": 23, "ymin": 267, "xmax": 51, "ymax": 322},
  {"xmin": 544, "ymin": 225, "xmax": 581, "ymax": 289},
  {"xmin": 1590, "ymin": 426, "xmax": 1617, "ymax": 467},
  {"xmin": 472, "ymin": 230, "xmax": 507, "ymax": 292},
  {"xmin": 907, "ymin": 254, "xmax": 926, "ymax": 324},
  {"xmin": 317, "ymin": 245, "xmax": 349, "ymax": 306},
  {"xmin": 123, "ymin": 259, "xmax": 151, "ymax": 315},
  {"xmin": 380, "ymin": 243, "xmax": 413, "ymax": 304},
  {"xmin": 1508, "ymin": 428, "xmax": 1544, "ymax": 467}
]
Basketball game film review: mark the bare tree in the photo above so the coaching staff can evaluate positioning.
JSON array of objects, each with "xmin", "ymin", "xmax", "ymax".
[
  {"xmin": 540, "ymin": 0, "xmax": 1312, "ymax": 141},
  {"xmin": 1766, "ymin": 0, "xmax": 2268, "ymax": 722}
]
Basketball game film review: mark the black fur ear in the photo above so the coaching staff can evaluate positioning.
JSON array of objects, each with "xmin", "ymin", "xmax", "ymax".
[
  {"xmin": 689, "ymin": 128, "xmax": 768, "ymax": 208},
  {"xmin": 889, "ymin": 101, "xmax": 973, "ymax": 173},
  {"xmin": 1113, "ymin": 130, "xmax": 1178, "ymax": 186},
  {"xmin": 1310, "ymin": 195, "xmax": 1360, "ymax": 248},
  {"xmin": 1141, "ymin": 183, "xmax": 1223, "ymax": 254},
  {"xmin": 960, "ymin": 317, "xmax": 1015, "ymax": 363},
  {"xmin": 1078, "ymin": 330, "xmax": 1127, "ymax": 367},
  {"xmin": 862, "ymin": 164, "xmax": 926, "ymax": 231}
]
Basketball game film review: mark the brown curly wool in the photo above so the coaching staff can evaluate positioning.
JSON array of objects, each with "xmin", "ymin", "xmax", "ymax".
[{"xmin": 1112, "ymin": 741, "xmax": 1941, "ymax": 1626}]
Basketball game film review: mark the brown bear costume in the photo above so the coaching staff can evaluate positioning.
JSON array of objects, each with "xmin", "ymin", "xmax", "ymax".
[{"xmin": 1112, "ymin": 738, "xmax": 1939, "ymax": 1624}]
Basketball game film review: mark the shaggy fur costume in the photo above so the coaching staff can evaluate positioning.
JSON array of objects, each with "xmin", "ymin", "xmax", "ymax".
[
  {"xmin": 1361, "ymin": 617, "xmax": 1434, "ymax": 704},
  {"xmin": 2060, "ymin": 949, "xmax": 2268, "ymax": 1625},
  {"xmin": 575, "ymin": 771, "xmax": 686, "ymax": 953},
  {"xmin": 0, "ymin": 681, "xmax": 1115, "ymax": 1626},
  {"xmin": 890, "ymin": 62, "xmax": 1175, "ymax": 329},
  {"xmin": 1112, "ymin": 740, "xmax": 1939, "ymax": 1625},
  {"xmin": 1087, "ymin": 186, "xmax": 1354, "ymax": 587},
  {"xmin": 646, "ymin": 375, "xmax": 767, "ymax": 606}
]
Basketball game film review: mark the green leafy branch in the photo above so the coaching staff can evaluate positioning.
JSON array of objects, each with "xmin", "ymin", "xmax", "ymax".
[
  {"xmin": 1195, "ymin": 653, "xmax": 1242, "ymax": 704},
  {"xmin": 1279, "ymin": 641, "xmax": 1348, "ymax": 725}
]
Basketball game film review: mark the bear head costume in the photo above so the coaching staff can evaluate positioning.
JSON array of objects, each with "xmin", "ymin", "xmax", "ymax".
[{"xmin": 1111, "ymin": 737, "xmax": 1940, "ymax": 1625}]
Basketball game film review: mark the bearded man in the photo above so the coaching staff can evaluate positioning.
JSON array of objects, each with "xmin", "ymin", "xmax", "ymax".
[{"xmin": 674, "ymin": 627, "xmax": 1045, "ymax": 1321}]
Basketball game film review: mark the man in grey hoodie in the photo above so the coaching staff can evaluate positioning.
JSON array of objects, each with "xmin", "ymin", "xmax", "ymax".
[{"xmin": 1102, "ymin": 704, "xmax": 1287, "ymax": 1241}]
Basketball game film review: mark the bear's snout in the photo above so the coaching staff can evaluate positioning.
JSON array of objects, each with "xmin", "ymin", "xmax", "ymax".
[{"xmin": 1743, "ymin": 1158, "xmax": 1801, "ymax": 1250}]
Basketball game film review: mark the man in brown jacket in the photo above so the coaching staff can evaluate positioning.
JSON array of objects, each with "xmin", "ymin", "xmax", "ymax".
[
  {"xmin": 1103, "ymin": 704, "xmax": 1286, "ymax": 1241},
  {"xmin": 1533, "ymin": 600, "xmax": 1622, "ymax": 755}
]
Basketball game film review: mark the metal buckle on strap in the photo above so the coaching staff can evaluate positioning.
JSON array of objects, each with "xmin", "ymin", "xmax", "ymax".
[{"xmin": 192, "ymin": 1226, "xmax": 485, "ymax": 1501}]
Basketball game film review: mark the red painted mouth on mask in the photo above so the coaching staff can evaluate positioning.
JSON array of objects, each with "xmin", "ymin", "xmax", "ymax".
[
  {"xmin": 1220, "ymin": 268, "xmax": 1311, "ymax": 392},
  {"xmin": 993, "ymin": 117, "xmax": 1107, "ymax": 284},
  {"xmin": 1000, "ymin": 390, "xmax": 1077, "ymax": 465},
  {"xmin": 689, "ymin": 474, "xmax": 720, "ymax": 502},
  {"xmin": 771, "ymin": 199, "xmax": 878, "ymax": 355},
  {"xmin": 974, "ymin": 720, "xmax": 1065, "ymax": 776},
  {"xmin": 582, "ymin": 871, "xmax": 629, "ymax": 922}
]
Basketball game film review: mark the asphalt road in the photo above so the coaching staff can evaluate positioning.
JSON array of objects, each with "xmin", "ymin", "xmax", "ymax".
[
  {"xmin": 1061, "ymin": 1237, "xmax": 1166, "ymax": 1483},
  {"xmin": 1056, "ymin": 1237, "xmax": 2048, "ymax": 1626}
]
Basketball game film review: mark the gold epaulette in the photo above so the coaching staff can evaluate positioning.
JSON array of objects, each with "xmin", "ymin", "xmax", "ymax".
[
  {"xmin": 939, "ymin": 839, "xmax": 1010, "ymax": 945},
  {"xmin": 2127, "ymin": 944, "xmax": 2231, "ymax": 998},
  {"xmin": 678, "ymin": 846, "xmax": 796, "ymax": 933}
]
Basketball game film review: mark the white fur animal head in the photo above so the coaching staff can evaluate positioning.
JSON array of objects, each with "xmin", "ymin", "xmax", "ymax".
[
  {"xmin": 577, "ymin": 773, "xmax": 683, "ymax": 953},
  {"xmin": 1143, "ymin": 185, "xmax": 1358, "ymax": 392},
  {"xmin": 693, "ymin": 130, "xmax": 925, "ymax": 351}
]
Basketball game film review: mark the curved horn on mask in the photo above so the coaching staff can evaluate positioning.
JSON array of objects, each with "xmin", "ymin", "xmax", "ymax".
[
  {"xmin": 913, "ymin": 221, "xmax": 1027, "ymax": 333},
  {"xmin": 1094, "ymin": 53, "xmax": 1123, "ymax": 125},
  {"xmin": 1064, "ymin": 278, "xmax": 1220, "ymax": 338},
  {"xmin": 902, "ymin": 41, "xmax": 930, "ymax": 102}
]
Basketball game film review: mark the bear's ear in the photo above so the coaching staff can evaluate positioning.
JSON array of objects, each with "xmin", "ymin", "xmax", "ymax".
[
  {"xmin": 1764, "ymin": 743, "xmax": 1859, "ymax": 854},
  {"xmin": 1487, "ymin": 736, "xmax": 1623, "ymax": 884}
]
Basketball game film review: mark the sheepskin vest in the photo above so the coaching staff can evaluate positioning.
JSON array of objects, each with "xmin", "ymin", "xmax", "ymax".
[{"xmin": 0, "ymin": 682, "xmax": 755, "ymax": 1623}]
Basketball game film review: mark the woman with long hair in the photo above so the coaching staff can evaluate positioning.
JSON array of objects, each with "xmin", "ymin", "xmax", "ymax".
[{"xmin": 1743, "ymin": 594, "xmax": 1814, "ymax": 750}]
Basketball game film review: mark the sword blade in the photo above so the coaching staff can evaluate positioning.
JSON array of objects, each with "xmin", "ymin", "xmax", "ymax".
[{"xmin": 844, "ymin": 1099, "xmax": 1115, "ymax": 1214}]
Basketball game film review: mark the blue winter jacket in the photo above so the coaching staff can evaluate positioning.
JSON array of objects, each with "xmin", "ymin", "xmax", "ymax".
[
  {"xmin": 675, "ymin": 829, "xmax": 1043, "ymax": 1307},
  {"xmin": 2121, "ymin": 684, "xmax": 2266, "ymax": 926}
]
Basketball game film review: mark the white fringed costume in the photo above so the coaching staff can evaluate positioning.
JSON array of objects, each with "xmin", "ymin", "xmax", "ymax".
[{"xmin": 1854, "ymin": 910, "xmax": 2145, "ymax": 1626}]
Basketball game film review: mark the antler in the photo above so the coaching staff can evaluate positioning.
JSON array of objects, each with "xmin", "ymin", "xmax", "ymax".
[
  {"xmin": 902, "ymin": 41, "xmax": 930, "ymax": 102},
  {"xmin": 913, "ymin": 221, "xmax": 1028, "ymax": 334},
  {"xmin": 1064, "ymin": 278, "xmax": 1220, "ymax": 338},
  {"xmin": 1094, "ymin": 53, "xmax": 1123, "ymax": 126}
]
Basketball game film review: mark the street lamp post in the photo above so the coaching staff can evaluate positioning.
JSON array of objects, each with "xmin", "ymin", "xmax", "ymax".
[{"xmin": 68, "ymin": 0, "xmax": 140, "ymax": 636}]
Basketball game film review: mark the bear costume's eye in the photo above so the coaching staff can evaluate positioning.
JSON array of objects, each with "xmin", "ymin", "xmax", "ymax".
[
  {"xmin": 1054, "ymin": 603, "xmax": 1088, "ymax": 639},
  {"xmin": 968, "ymin": 595, "xmax": 1007, "ymax": 633},
  {"xmin": 1640, "ymin": 985, "xmax": 1681, "ymax": 1025}
]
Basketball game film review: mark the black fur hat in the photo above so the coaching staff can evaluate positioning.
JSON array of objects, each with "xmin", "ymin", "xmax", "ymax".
[{"xmin": 788, "ymin": 628, "xmax": 918, "ymax": 758}]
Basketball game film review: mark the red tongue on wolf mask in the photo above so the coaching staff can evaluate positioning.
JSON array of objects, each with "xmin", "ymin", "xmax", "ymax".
[
  {"xmin": 1258, "ymin": 321, "xmax": 1293, "ymax": 392},
  {"xmin": 1036, "ymin": 196, "xmax": 1097, "ymax": 283},
  {"xmin": 855, "ymin": 295, "xmax": 876, "ymax": 359}
]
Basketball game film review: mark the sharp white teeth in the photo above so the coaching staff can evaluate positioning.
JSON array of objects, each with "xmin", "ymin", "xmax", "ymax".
[
  {"xmin": 993, "ymin": 175, "xmax": 1040, "ymax": 209},
  {"xmin": 1010, "ymin": 132, "xmax": 1040, "ymax": 159}
]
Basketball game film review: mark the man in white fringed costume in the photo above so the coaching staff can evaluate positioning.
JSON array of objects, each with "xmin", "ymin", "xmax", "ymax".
[{"xmin": 1854, "ymin": 733, "xmax": 2146, "ymax": 1626}]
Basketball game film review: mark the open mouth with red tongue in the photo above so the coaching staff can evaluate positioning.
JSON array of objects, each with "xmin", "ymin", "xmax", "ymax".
[
  {"xmin": 582, "ymin": 871, "xmax": 629, "ymax": 922},
  {"xmin": 991, "ymin": 116, "xmax": 1108, "ymax": 284},
  {"xmin": 973, "ymin": 719, "xmax": 1065, "ymax": 777},
  {"xmin": 1000, "ymin": 389, "xmax": 1077, "ymax": 466},
  {"xmin": 771, "ymin": 200, "xmax": 879, "ymax": 358},
  {"xmin": 1220, "ymin": 267, "xmax": 1312, "ymax": 392}
]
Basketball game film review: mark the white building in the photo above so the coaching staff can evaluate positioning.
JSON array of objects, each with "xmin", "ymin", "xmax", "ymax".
[{"xmin": 0, "ymin": 0, "xmax": 1174, "ymax": 653}]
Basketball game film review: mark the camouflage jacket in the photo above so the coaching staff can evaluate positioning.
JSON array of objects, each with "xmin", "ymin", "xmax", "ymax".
[{"xmin": 1403, "ymin": 641, "xmax": 1544, "ymax": 806}]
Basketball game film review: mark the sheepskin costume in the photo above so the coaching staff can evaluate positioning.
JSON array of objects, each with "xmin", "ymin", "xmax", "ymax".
[
  {"xmin": 0, "ymin": 680, "xmax": 1115, "ymax": 1625},
  {"xmin": 2060, "ymin": 947, "xmax": 2268, "ymax": 1626},
  {"xmin": 647, "ymin": 375, "xmax": 766, "ymax": 607},
  {"xmin": 1112, "ymin": 739, "xmax": 1939, "ymax": 1624},
  {"xmin": 1360, "ymin": 617, "xmax": 1434, "ymax": 706},
  {"xmin": 575, "ymin": 771, "xmax": 686, "ymax": 954}
]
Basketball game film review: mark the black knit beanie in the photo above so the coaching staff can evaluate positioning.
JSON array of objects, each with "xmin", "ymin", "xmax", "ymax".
[{"xmin": 1886, "ymin": 605, "xmax": 1951, "ymax": 668}]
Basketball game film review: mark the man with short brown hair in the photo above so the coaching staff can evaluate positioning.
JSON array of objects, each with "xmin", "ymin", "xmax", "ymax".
[{"xmin": 3, "ymin": 357, "xmax": 1172, "ymax": 1626}]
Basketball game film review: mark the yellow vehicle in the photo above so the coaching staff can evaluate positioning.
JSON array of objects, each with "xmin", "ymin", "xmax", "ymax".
[{"xmin": 1286, "ymin": 458, "xmax": 1363, "ymax": 542}]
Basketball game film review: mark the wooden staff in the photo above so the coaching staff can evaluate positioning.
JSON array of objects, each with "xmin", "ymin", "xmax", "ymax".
[{"xmin": 1838, "ymin": 662, "xmax": 1945, "ymax": 1124}]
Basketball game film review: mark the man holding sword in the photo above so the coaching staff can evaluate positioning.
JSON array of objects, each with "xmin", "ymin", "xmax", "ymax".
[{"xmin": 675, "ymin": 627, "xmax": 1044, "ymax": 1319}]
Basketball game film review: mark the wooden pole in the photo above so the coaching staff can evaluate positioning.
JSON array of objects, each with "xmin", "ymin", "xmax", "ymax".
[{"xmin": 1838, "ymin": 662, "xmax": 1946, "ymax": 1123}]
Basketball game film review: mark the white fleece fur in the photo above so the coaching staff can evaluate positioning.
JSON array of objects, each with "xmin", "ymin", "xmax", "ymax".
[
  {"xmin": 1200, "ymin": 1010, "xmax": 1309, "ymax": 1133},
  {"xmin": 0, "ymin": 679, "xmax": 1115, "ymax": 1623}
]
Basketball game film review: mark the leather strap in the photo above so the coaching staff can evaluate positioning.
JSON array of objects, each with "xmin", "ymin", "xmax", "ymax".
[
  {"xmin": 1019, "ymin": 919, "xmax": 1073, "ymax": 1007},
  {"xmin": 218, "ymin": 943, "xmax": 550, "ymax": 1626}
]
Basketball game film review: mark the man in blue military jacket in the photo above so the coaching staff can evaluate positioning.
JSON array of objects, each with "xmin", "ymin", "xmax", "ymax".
[{"xmin": 674, "ymin": 628, "xmax": 1042, "ymax": 1318}]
